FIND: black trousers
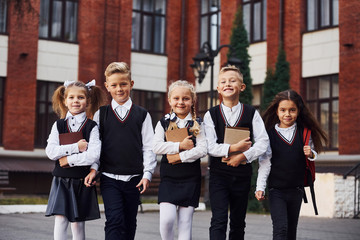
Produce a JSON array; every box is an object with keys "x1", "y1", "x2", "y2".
[
  {"x1": 269, "y1": 187, "x2": 304, "y2": 240},
  {"x1": 209, "y1": 172, "x2": 251, "y2": 240},
  {"x1": 100, "y1": 175, "x2": 141, "y2": 240}
]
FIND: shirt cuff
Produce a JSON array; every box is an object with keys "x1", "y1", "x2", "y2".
[
  {"x1": 91, "y1": 163, "x2": 99, "y2": 171},
  {"x1": 223, "y1": 144, "x2": 231, "y2": 158},
  {"x1": 66, "y1": 155, "x2": 76, "y2": 167},
  {"x1": 308, "y1": 149, "x2": 317, "y2": 161},
  {"x1": 175, "y1": 142, "x2": 180, "y2": 153},
  {"x1": 143, "y1": 171, "x2": 152, "y2": 182}
]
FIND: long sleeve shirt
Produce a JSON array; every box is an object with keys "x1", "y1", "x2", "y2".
[
  {"x1": 45, "y1": 111, "x2": 101, "y2": 170},
  {"x1": 93, "y1": 98, "x2": 157, "y2": 182},
  {"x1": 152, "y1": 113, "x2": 207, "y2": 162},
  {"x1": 256, "y1": 122, "x2": 317, "y2": 192},
  {"x1": 203, "y1": 102, "x2": 269, "y2": 163}
]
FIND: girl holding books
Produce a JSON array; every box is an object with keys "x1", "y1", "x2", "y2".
[
  {"x1": 256, "y1": 89, "x2": 327, "y2": 240},
  {"x1": 45, "y1": 80, "x2": 106, "y2": 240},
  {"x1": 152, "y1": 80, "x2": 207, "y2": 240}
]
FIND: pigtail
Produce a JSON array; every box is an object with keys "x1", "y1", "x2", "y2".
[
  {"x1": 167, "y1": 109, "x2": 179, "y2": 131},
  {"x1": 189, "y1": 105, "x2": 200, "y2": 137},
  {"x1": 52, "y1": 85, "x2": 67, "y2": 118},
  {"x1": 87, "y1": 86, "x2": 108, "y2": 119}
]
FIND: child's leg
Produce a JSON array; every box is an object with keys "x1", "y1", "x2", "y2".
[
  {"x1": 177, "y1": 206, "x2": 195, "y2": 240},
  {"x1": 286, "y1": 188, "x2": 303, "y2": 240},
  {"x1": 70, "y1": 221, "x2": 85, "y2": 240},
  {"x1": 269, "y1": 188, "x2": 288, "y2": 240},
  {"x1": 159, "y1": 202, "x2": 177, "y2": 240},
  {"x1": 209, "y1": 173, "x2": 231, "y2": 240},
  {"x1": 228, "y1": 175, "x2": 251, "y2": 240},
  {"x1": 123, "y1": 176, "x2": 141, "y2": 240},
  {"x1": 54, "y1": 215, "x2": 69, "y2": 240}
]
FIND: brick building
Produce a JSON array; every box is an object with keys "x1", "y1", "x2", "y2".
[{"x1": 0, "y1": 0, "x2": 359, "y2": 199}]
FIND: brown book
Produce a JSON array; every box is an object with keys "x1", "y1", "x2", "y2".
[
  {"x1": 165, "y1": 128, "x2": 189, "y2": 142},
  {"x1": 224, "y1": 127, "x2": 250, "y2": 144},
  {"x1": 59, "y1": 132, "x2": 83, "y2": 145}
]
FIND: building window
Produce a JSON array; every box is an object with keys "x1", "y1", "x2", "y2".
[
  {"x1": 131, "y1": 90, "x2": 165, "y2": 127},
  {"x1": 200, "y1": 0, "x2": 221, "y2": 50},
  {"x1": 132, "y1": 0, "x2": 166, "y2": 54},
  {"x1": 243, "y1": 0, "x2": 267, "y2": 43},
  {"x1": 39, "y1": 0, "x2": 78, "y2": 42},
  {"x1": 306, "y1": 0, "x2": 338, "y2": 31},
  {"x1": 0, "y1": 78, "x2": 4, "y2": 145},
  {"x1": 35, "y1": 81, "x2": 61, "y2": 148},
  {"x1": 305, "y1": 75, "x2": 338, "y2": 150},
  {"x1": 0, "y1": 0, "x2": 7, "y2": 33}
]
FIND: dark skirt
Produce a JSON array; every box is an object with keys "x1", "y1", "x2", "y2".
[
  {"x1": 158, "y1": 179, "x2": 201, "y2": 208},
  {"x1": 45, "y1": 176, "x2": 100, "y2": 222}
]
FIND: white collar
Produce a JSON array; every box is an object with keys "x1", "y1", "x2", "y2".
[
  {"x1": 221, "y1": 102, "x2": 241, "y2": 112},
  {"x1": 176, "y1": 113, "x2": 193, "y2": 122},
  {"x1": 275, "y1": 122, "x2": 297, "y2": 132},
  {"x1": 65, "y1": 111, "x2": 87, "y2": 122},
  {"x1": 111, "y1": 98, "x2": 132, "y2": 111}
]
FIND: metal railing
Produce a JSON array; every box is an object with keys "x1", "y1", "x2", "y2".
[{"x1": 343, "y1": 162, "x2": 360, "y2": 218}]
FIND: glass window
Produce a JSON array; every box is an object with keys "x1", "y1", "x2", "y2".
[
  {"x1": 305, "y1": 74, "x2": 339, "y2": 150},
  {"x1": 131, "y1": 90, "x2": 165, "y2": 127},
  {"x1": 39, "y1": 0, "x2": 78, "y2": 42},
  {"x1": 0, "y1": 78, "x2": 4, "y2": 145},
  {"x1": 242, "y1": 0, "x2": 267, "y2": 43},
  {"x1": 132, "y1": 0, "x2": 166, "y2": 54},
  {"x1": 306, "y1": 0, "x2": 338, "y2": 31},
  {"x1": 0, "y1": 0, "x2": 7, "y2": 33},
  {"x1": 35, "y1": 81, "x2": 62, "y2": 148},
  {"x1": 200, "y1": 0, "x2": 221, "y2": 50}
]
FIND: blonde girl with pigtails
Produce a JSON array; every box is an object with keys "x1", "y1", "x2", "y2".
[
  {"x1": 45, "y1": 80, "x2": 106, "y2": 240},
  {"x1": 153, "y1": 80, "x2": 207, "y2": 240}
]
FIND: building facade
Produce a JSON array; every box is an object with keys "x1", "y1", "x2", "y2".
[{"x1": 0, "y1": 0, "x2": 359, "y2": 197}]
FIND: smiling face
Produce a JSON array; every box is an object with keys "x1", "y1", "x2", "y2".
[
  {"x1": 104, "y1": 73, "x2": 134, "y2": 105},
  {"x1": 64, "y1": 86, "x2": 87, "y2": 115},
  {"x1": 217, "y1": 70, "x2": 246, "y2": 100},
  {"x1": 168, "y1": 86, "x2": 193, "y2": 119},
  {"x1": 277, "y1": 100, "x2": 299, "y2": 128}
]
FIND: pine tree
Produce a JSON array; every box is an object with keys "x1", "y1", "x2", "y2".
[{"x1": 228, "y1": 6, "x2": 253, "y2": 105}]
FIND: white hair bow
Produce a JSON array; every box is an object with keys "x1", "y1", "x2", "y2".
[
  {"x1": 63, "y1": 80, "x2": 76, "y2": 88},
  {"x1": 85, "y1": 79, "x2": 96, "y2": 90}
]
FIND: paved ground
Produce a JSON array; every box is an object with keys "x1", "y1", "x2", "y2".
[{"x1": 0, "y1": 210, "x2": 359, "y2": 240}]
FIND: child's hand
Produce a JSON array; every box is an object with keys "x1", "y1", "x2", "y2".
[
  {"x1": 136, "y1": 178, "x2": 150, "y2": 194},
  {"x1": 179, "y1": 136, "x2": 194, "y2": 151},
  {"x1": 77, "y1": 139, "x2": 88, "y2": 152},
  {"x1": 303, "y1": 145, "x2": 312, "y2": 157},
  {"x1": 231, "y1": 137, "x2": 252, "y2": 153},
  {"x1": 224, "y1": 153, "x2": 247, "y2": 167},
  {"x1": 167, "y1": 154, "x2": 182, "y2": 165},
  {"x1": 255, "y1": 191, "x2": 265, "y2": 201},
  {"x1": 84, "y1": 169, "x2": 97, "y2": 187},
  {"x1": 59, "y1": 156, "x2": 70, "y2": 168}
]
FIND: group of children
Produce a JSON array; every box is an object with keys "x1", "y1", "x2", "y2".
[{"x1": 45, "y1": 62, "x2": 327, "y2": 240}]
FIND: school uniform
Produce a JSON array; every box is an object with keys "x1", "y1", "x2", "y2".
[
  {"x1": 204, "y1": 102, "x2": 269, "y2": 240},
  {"x1": 257, "y1": 123, "x2": 317, "y2": 240},
  {"x1": 45, "y1": 111, "x2": 101, "y2": 222},
  {"x1": 153, "y1": 113, "x2": 207, "y2": 208},
  {"x1": 93, "y1": 98, "x2": 156, "y2": 240}
]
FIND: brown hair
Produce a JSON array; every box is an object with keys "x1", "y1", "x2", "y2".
[
  {"x1": 52, "y1": 81, "x2": 107, "y2": 119},
  {"x1": 262, "y1": 89, "x2": 328, "y2": 152},
  {"x1": 104, "y1": 62, "x2": 131, "y2": 80},
  {"x1": 167, "y1": 80, "x2": 200, "y2": 136}
]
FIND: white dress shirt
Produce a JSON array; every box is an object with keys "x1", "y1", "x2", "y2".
[
  {"x1": 45, "y1": 111, "x2": 101, "y2": 170},
  {"x1": 256, "y1": 122, "x2": 317, "y2": 192},
  {"x1": 93, "y1": 98, "x2": 156, "y2": 182},
  {"x1": 152, "y1": 113, "x2": 207, "y2": 162},
  {"x1": 203, "y1": 102, "x2": 269, "y2": 163}
]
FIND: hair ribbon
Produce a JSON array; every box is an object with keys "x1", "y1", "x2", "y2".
[{"x1": 85, "y1": 79, "x2": 96, "y2": 90}]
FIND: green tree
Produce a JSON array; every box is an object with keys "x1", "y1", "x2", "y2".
[{"x1": 228, "y1": 6, "x2": 253, "y2": 105}]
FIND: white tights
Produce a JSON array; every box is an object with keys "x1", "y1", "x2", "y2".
[
  {"x1": 159, "y1": 202, "x2": 195, "y2": 240},
  {"x1": 54, "y1": 215, "x2": 85, "y2": 240}
]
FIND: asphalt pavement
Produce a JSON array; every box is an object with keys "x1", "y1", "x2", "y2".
[{"x1": 0, "y1": 210, "x2": 359, "y2": 240}]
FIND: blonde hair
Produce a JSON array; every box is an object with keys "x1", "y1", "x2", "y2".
[
  {"x1": 52, "y1": 81, "x2": 107, "y2": 119},
  {"x1": 104, "y1": 62, "x2": 131, "y2": 80},
  {"x1": 219, "y1": 65, "x2": 244, "y2": 83},
  {"x1": 167, "y1": 80, "x2": 200, "y2": 136}
]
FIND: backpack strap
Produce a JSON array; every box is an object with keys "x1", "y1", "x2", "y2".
[{"x1": 303, "y1": 127, "x2": 318, "y2": 215}]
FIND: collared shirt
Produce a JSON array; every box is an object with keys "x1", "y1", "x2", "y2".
[
  {"x1": 203, "y1": 102, "x2": 269, "y2": 162},
  {"x1": 256, "y1": 122, "x2": 317, "y2": 192},
  {"x1": 45, "y1": 111, "x2": 101, "y2": 170},
  {"x1": 152, "y1": 113, "x2": 207, "y2": 162},
  {"x1": 93, "y1": 98, "x2": 156, "y2": 182}
]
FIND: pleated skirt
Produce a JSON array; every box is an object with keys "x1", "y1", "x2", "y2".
[{"x1": 45, "y1": 176, "x2": 100, "y2": 222}]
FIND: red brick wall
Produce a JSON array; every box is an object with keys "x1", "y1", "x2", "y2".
[
  {"x1": 338, "y1": 0, "x2": 360, "y2": 154},
  {"x1": 3, "y1": 0, "x2": 40, "y2": 150},
  {"x1": 267, "y1": 0, "x2": 280, "y2": 69}
]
